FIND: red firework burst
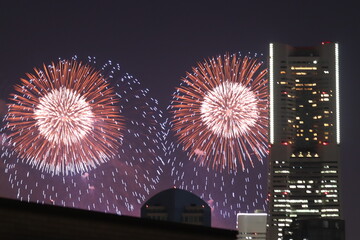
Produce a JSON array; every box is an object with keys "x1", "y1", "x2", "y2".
[
  {"x1": 6, "y1": 60, "x2": 123, "y2": 175},
  {"x1": 171, "y1": 54, "x2": 268, "y2": 171}
]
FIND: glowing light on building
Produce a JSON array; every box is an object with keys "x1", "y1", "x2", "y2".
[
  {"x1": 269, "y1": 43, "x2": 274, "y2": 144},
  {"x1": 335, "y1": 43, "x2": 340, "y2": 144}
]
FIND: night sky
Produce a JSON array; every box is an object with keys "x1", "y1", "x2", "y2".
[{"x1": 0, "y1": 1, "x2": 359, "y2": 239}]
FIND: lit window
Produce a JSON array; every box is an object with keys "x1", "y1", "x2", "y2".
[{"x1": 291, "y1": 66, "x2": 317, "y2": 70}]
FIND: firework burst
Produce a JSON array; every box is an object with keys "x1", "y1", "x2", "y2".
[
  {"x1": 171, "y1": 53, "x2": 268, "y2": 171},
  {"x1": 5, "y1": 60, "x2": 123, "y2": 175},
  {"x1": 1, "y1": 58, "x2": 167, "y2": 216}
]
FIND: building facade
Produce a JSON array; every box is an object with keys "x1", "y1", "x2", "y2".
[
  {"x1": 283, "y1": 219, "x2": 345, "y2": 240},
  {"x1": 267, "y1": 42, "x2": 342, "y2": 240},
  {"x1": 237, "y1": 212, "x2": 267, "y2": 240}
]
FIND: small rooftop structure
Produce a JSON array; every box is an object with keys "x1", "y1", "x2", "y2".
[
  {"x1": 237, "y1": 211, "x2": 267, "y2": 240},
  {"x1": 141, "y1": 188, "x2": 211, "y2": 227}
]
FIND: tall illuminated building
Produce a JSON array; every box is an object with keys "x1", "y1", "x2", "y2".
[{"x1": 266, "y1": 42, "x2": 342, "y2": 240}]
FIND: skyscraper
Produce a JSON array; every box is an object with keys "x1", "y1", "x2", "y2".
[{"x1": 266, "y1": 42, "x2": 342, "y2": 240}]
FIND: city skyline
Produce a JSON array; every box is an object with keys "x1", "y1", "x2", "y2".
[{"x1": 0, "y1": 1, "x2": 359, "y2": 240}]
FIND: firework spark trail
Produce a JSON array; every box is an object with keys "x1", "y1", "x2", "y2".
[
  {"x1": 1, "y1": 58, "x2": 167, "y2": 216},
  {"x1": 5, "y1": 60, "x2": 123, "y2": 175},
  {"x1": 171, "y1": 53, "x2": 268, "y2": 171},
  {"x1": 167, "y1": 53, "x2": 269, "y2": 228},
  {"x1": 167, "y1": 137, "x2": 268, "y2": 229}
]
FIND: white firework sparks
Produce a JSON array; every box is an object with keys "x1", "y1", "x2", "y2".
[
  {"x1": 200, "y1": 81, "x2": 259, "y2": 139},
  {"x1": 1, "y1": 58, "x2": 167, "y2": 218},
  {"x1": 34, "y1": 87, "x2": 95, "y2": 146}
]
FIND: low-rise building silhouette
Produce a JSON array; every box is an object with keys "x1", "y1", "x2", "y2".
[{"x1": 0, "y1": 197, "x2": 236, "y2": 240}]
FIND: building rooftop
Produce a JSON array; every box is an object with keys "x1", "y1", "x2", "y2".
[{"x1": 0, "y1": 197, "x2": 236, "y2": 240}]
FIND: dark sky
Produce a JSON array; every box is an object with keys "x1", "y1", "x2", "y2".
[{"x1": 1, "y1": 0, "x2": 359, "y2": 239}]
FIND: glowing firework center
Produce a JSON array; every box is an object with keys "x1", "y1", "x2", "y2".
[
  {"x1": 200, "y1": 81, "x2": 259, "y2": 139},
  {"x1": 34, "y1": 87, "x2": 94, "y2": 145}
]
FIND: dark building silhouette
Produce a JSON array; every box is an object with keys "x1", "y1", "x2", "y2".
[
  {"x1": 283, "y1": 219, "x2": 345, "y2": 240},
  {"x1": 141, "y1": 188, "x2": 211, "y2": 226},
  {"x1": 0, "y1": 197, "x2": 236, "y2": 240}
]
